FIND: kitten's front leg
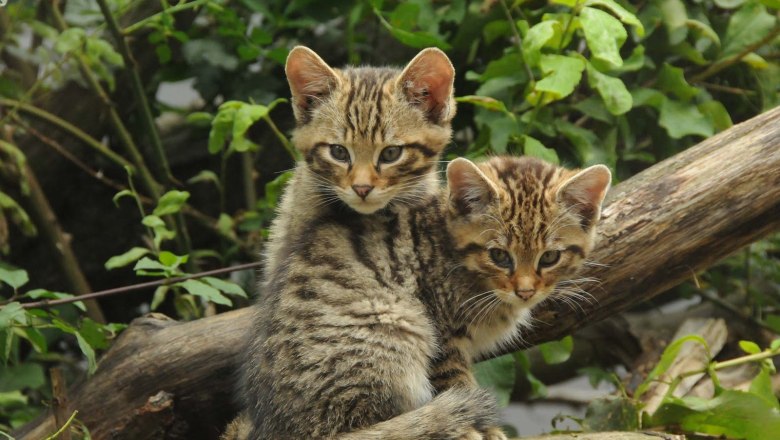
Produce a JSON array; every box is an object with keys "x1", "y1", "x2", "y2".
[{"x1": 430, "y1": 336, "x2": 508, "y2": 440}]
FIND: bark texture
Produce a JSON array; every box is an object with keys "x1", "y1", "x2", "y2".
[{"x1": 14, "y1": 106, "x2": 780, "y2": 439}]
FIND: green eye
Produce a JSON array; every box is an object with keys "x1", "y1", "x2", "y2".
[
  {"x1": 379, "y1": 146, "x2": 402, "y2": 163},
  {"x1": 538, "y1": 250, "x2": 561, "y2": 268},
  {"x1": 489, "y1": 248, "x2": 512, "y2": 269},
  {"x1": 330, "y1": 144, "x2": 350, "y2": 162}
]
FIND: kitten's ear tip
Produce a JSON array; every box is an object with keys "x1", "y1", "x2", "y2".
[{"x1": 446, "y1": 157, "x2": 477, "y2": 178}]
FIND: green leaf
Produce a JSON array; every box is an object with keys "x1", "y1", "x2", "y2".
[
  {"x1": 586, "y1": 63, "x2": 632, "y2": 115},
  {"x1": 523, "y1": 21, "x2": 559, "y2": 67},
  {"x1": 651, "y1": 390, "x2": 780, "y2": 439},
  {"x1": 79, "y1": 318, "x2": 108, "y2": 350},
  {"x1": 54, "y1": 28, "x2": 86, "y2": 53},
  {"x1": 19, "y1": 326, "x2": 47, "y2": 354},
  {"x1": 686, "y1": 19, "x2": 721, "y2": 47},
  {"x1": 523, "y1": 136, "x2": 559, "y2": 165},
  {"x1": 636, "y1": 334, "x2": 709, "y2": 399},
  {"x1": 85, "y1": 37, "x2": 124, "y2": 67},
  {"x1": 141, "y1": 215, "x2": 165, "y2": 228},
  {"x1": 177, "y1": 279, "x2": 232, "y2": 306},
  {"x1": 657, "y1": 63, "x2": 699, "y2": 101},
  {"x1": 515, "y1": 351, "x2": 547, "y2": 398},
  {"x1": 151, "y1": 285, "x2": 169, "y2": 310},
  {"x1": 202, "y1": 277, "x2": 248, "y2": 298},
  {"x1": 105, "y1": 247, "x2": 150, "y2": 270},
  {"x1": 230, "y1": 104, "x2": 271, "y2": 153},
  {"x1": 209, "y1": 105, "x2": 237, "y2": 154},
  {"x1": 583, "y1": 396, "x2": 639, "y2": 431},
  {"x1": 631, "y1": 88, "x2": 666, "y2": 109},
  {"x1": 538, "y1": 335, "x2": 574, "y2": 364},
  {"x1": 25, "y1": 289, "x2": 86, "y2": 312},
  {"x1": 771, "y1": 339, "x2": 780, "y2": 351},
  {"x1": 389, "y1": 2, "x2": 419, "y2": 30},
  {"x1": 0, "y1": 363, "x2": 45, "y2": 393},
  {"x1": 0, "y1": 302, "x2": 27, "y2": 330},
  {"x1": 580, "y1": 7, "x2": 626, "y2": 69},
  {"x1": 0, "y1": 191, "x2": 36, "y2": 237},
  {"x1": 739, "y1": 340, "x2": 761, "y2": 354},
  {"x1": 659, "y1": 99, "x2": 714, "y2": 139},
  {"x1": 158, "y1": 251, "x2": 188, "y2": 269},
  {"x1": 375, "y1": 8, "x2": 451, "y2": 50},
  {"x1": 585, "y1": 0, "x2": 645, "y2": 36},
  {"x1": 0, "y1": 263, "x2": 28, "y2": 290},
  {"x1": 187, "y1": 170, "x2": 220, "y2": 186},
  {"x1": 473, "y1": 353, "x2": 516, "y2": 407},
  {"x1": 112, "y1": 189, "x2": 137, "y2": 207},
  {"x1": 75, "y1": 331, "x2": 97, "y2": 375},
  {"x1": 532, "y1": 54, "x2": 585, "y2": 102},
  {"x1": 153, "y1": 190, "x2": 190, "y2": 216},
  {"x1": 721, "y1": 2, "x2": 776, "y2": 59},
  {"x1": 750, "y1": 365, "x2": 780, "y2": 410},
  {"x1": 133, "y1": 257, "x2": 170, "y2": 273},
  {"x1": 455, "y1": 95, "x2": 510, "y2": 113},
  {"x1": 659, "y1": 0, "x2": 688, "y2": 45}
]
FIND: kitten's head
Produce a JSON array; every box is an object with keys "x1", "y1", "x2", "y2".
[
  {"x1": 446, "y1": 156, "x2": 611, "y2": 310},
  {"x1": 285, "y1": 46, "x2": 456, "y2": 214}
]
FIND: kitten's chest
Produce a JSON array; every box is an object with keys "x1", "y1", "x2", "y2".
[{"x1": 466, "y1": 306, "x2": 532, "y2": 359}]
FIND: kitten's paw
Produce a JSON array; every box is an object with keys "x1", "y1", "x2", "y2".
[
  {"x1": 458, "y1": 428, "x2": 484, "y2": 440},
  {"x1": 483, "y1": 426, "x2": 508, "y2": 440}
]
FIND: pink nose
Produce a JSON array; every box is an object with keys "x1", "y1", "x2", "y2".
[
  {"x1": 515, "y1": 289, "x2": 535, "y2": 300},
  {"x1": 352, "y1": 185, "x2": 374, "y2": 199}
]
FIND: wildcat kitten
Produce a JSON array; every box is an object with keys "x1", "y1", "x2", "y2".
[
  {"x1": 425, "y1": 156, "x2": 611, "y2": 392},
  {"x1": 230, "y1": 47, "x2": 505, "y2": 439}
]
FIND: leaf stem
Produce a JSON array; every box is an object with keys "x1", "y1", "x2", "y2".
[
  {"x1": 263, "y1": 115, "x2": 297, "y2": 160},
  {"x1": 499, "y1": 0, "x2": 535, "y2": 83},
  {"x1": 691, "y1": 24, "x2": 780, "y2": 83},
  {"x1": 122, "y1": 0, "x2": 212, "y2": 35}
]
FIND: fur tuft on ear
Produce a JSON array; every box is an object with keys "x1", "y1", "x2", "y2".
[
  {"x1": 285, "y1": 46, "x2": 340, "y2": 124},
  {"x1": 556, "y1": 165, "x2": 611, "y2": 229},
  {"x1": 396, "y1": 48, "x2": 456, "y2": 124},
  {"x1": 447, "y1": 158, "x2": 498, "y2": 216}
]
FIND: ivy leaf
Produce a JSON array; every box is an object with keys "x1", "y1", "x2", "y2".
[
  {"x1": 523, "y1": 21, "x2": 559, "y2": 67},
  {"x1": 177, "y1": 279, "x2": 232, "y2": 306},
  {"x1": 586, "y1": 63, "x2": 632, "y2": 115},
  {"x1": 523, "y1": 136, "x2": 559, "y2": 165},
  {"x1": 532, "y1": 54, "x2": 585, "y2": 102},
  {"x1": 105, "y1": 247, "x2": 151, "y2": 270},
  {"x1": 585, "y1": 0, "x2": 645, "y2": 36},
  {"x1": 721, "y1": 2, "x2": 776, "y2": 59},
  {"x1": 659, "y1": 99, "x2": 714, "y2": 139},
  {"x1": 153, "y1": 190, "x2": 190, "y2": 217},
  {"x1": 580, "y1": 7, "x2": 626, "y2": 69},
  {"x1": 657, "y1": 63, "x2": 700, "y2": 101},
  {"x1": 659, "y1": 0, "x2": 689, "y2": 45},
  {"x1": 0, "y1": 302, "x2": 27, "y2": 329},
  {"x1": 473, "y1": 353, "x2": 516, "y2": 407}
]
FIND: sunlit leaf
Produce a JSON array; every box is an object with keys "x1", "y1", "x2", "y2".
[
  {"x1": 105, "y1": 247, "x2": 150, "y2": 270},
  {"x1": 523, "y1": 136, "x2": 559, "y2": 165},
  {"x1": 153, "y1": 190, "x2": 190, "y2": 217},
  {"x1": 177, "y1": 279, "x2": 232, "y2": 306},
  {"x1": 533, "y1": 54, "x2": 585, "y2": 101},
  {"x1": 523, "y1": 21, "x2": 559, "y2": 67},
  {"x1": 202, "y1": 277, "x2": 248, "y2": 298},
  {"x1": 659, "y1": 99, "x2": 714, "y2": 139},
  {"x1": 580, "y1": 7, "x2": 626, "y2": 68},
  {"x1": 721, "y1": 2, "x2": 776, "y2": 59},
  {"x1": 586, "y1": 63, "x2": 632, "y2": 115},
  {"x1": 538, "y1": 335, "x2": 574, "y2": 364},
  {"x1": 0, "y1": 263, "x2": 28, "y2": 290}
]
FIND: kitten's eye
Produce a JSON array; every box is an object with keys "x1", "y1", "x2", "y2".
[
  {"x1": 538, "y1": 250, "x2": 561, "y2": 268},
  {"x1": 489, "y1": 248, "x2": 512, "y2": 269},
  {"x1": 379, "y1": 146, "x2": 402, "y2": 164},
  {"x1": 329, "y1": 144, "x2": 350, "y2": 163}
]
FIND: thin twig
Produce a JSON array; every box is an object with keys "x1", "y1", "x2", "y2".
[
  {"x1": 49, "y1": 368, "x2": 72, "y2": 440},
  {"x1": 691, "y1": 24, "x2": 780, "y2": 82},
  {"x1": 263, "y1": 116, "x2": 297, "y2": 160},
  {"x1": 499, "y1": 0, "x2": 535, "y2": 84},
  {"x1": 122, "y1": 0, "x2": 212, "y2": 35},
  {"x1": 17, "y1": 261, "x2": 263, "y2": 309},
  {"x1": 96, "y1": 0, "x2": 173, "y2": 185}
]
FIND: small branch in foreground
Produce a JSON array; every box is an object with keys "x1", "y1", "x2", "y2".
[{"x1": 16, "y1": 261, "x2": 263, "y2": 309}]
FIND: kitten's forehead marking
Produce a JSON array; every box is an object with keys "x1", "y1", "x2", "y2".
[{"x1": 339, "y1": 67, "x2": 397, "y2": 146}]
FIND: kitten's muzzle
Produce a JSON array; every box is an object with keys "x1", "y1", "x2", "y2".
[
  {"x1": 352, "y1": 184, "x2": 374, "y2": 199},
  {"x1": 515, "y1": 288, "x2": 535, "y2": 300}
]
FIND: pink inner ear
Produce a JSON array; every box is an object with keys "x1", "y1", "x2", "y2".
[
  {"x1": 285, "y1": 48, "x2": 337, "y2": 112},
  {"x1": 399, "y1": 49, "x2": 454, "y2": 120}
]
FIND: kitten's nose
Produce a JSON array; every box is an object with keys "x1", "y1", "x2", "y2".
[
  {"x1": 515, "y1": 289, "x2": 535, "y2": 300},
  {"x1": 352, "y1": 185, "x2": 374, "y2": 200}
]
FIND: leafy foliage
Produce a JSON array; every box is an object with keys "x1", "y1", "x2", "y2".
[{"x1": 0, "y1": 0, "x2": 778, "y2": 437}]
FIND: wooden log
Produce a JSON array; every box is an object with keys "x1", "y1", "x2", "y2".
[
  {"x1": 14, "y1": 107, "x2": 780, "y2": 439},
  {"x1": 515, "y1": 433, "x2": 685, "y2": 440}
]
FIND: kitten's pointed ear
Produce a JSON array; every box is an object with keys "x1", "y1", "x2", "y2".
[
  {"x1": 396, "y1": 48, "x2": 456, "y2": 124},
  {"x1": 285, "y1": 46, "x2": 340, "y2": 124},
  {"x1": 556, "y1": 165, "x2": 612, "y2": 229},
  {"x1": 447, "y1": 158, "x2": 498, "y2": 216}
]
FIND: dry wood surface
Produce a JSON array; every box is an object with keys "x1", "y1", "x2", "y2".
[{"x1": 14, "y1": 106, "x2": 780, "y2": 439}]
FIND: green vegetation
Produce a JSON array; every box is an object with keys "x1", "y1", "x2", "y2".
[{"x1": 0, "y1": 0, "x2": 778, "y2": 438}]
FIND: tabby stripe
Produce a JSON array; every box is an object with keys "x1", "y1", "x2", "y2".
[
  {"x1": 404, "y1": 142, "x2": 437, "y2": 158},
  {"x1": 384, "y1": 215, "x2": 403, "y2": 283},
  {"x1": 566, "y1": 245, "x2": 585, "y2": 258},
  {"x1": 456, "y1": 242, "x2": 483, "y2": 256},
  {"x1": 347, "y1": 226, "x2": 391, "y2": 289}
]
